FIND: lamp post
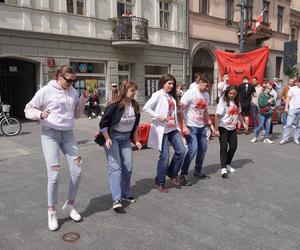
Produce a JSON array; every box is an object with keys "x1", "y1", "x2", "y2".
[{"x1": 237, "y1": 0, "x2": 247, "y2": 53}]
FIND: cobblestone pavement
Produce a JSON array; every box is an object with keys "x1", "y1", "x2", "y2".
[{"x1": 0, "y1": 114, "x2": 300, "y2": 250}]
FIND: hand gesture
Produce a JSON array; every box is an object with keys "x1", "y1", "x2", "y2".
[
  {"x1": 135, "y1": 141, "x2": 142, "y2": 150},
  {"x1": 214, "y1": 130, "x2": 220, "y2": 137},
  {"x1": 105, "y1": 139, "x2": 112, "y2": 149},
  {"x1": 41, "y1": 110, "x2": 50, "y2": 119},
  {"x1": 182, "y1": 126, "x2": 190, "y2": 135}
]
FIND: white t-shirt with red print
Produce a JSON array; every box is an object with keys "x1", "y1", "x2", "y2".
[
  {"x1": 164, "y1": 95, "x2": 177, "y2": 133},
  {"x1": 180, "y1": 88, "x2": 210, "y2": 128},
  {"x1": 216, "y1": 99, "x2": 240, "y2": 131}
]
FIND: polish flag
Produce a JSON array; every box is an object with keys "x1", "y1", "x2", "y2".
[{"x1": 253, "y1": 7, "x2": 267, "y2": 33}]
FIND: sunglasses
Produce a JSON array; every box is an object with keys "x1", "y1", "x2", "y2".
[{"x1": 61, "y1": 75, "x2": 77, "y2": 83}]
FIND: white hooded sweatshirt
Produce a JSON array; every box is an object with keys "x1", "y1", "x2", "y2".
[{"x1": 24, "y1": 80, "x2": 87, "y2": 130}]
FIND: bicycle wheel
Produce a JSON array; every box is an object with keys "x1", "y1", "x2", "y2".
[{"x1": 1, "y1": 117, "x2": 21, "y2": 136}]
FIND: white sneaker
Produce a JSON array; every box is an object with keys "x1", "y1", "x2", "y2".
[
  {"x1": 48, "y1": 211, "x2": 58, "y2": 231},
  {"x1": 262, "y1": 130, "x2": 265, "y2": 136},
  {"x1": 221, "y1": 168, "x2": 228, "y2": 178},
  {"x1": 294, "y1": 139, "x2": 300, "y2": 145},
  {"x1": 251, "y1": 137, "x2": 257, "y2": 143},
  {"x1": 226, "y1": 165, "x2": 236, "y2": 173},
  {"x1": 279, "y1": 139, "x2": 288, "y2": 145},
  {"x1": 97, "y1": 115, "x2": 102, "y2": 119},
  {"x1": 263, "y1": 138, "x2": 274, "y2": 144},
  {"x1": 62, "y1": 201, "x2": 81, "y2": 222},
  {"x1": 88, "y1": 116, "x2": 92, "y2": 120}
]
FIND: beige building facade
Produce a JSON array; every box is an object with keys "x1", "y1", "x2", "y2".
[{"x1": 189, "y1": 0, "x2": 292, "y2": 102}]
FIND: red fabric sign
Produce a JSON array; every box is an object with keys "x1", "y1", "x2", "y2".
[{"x1": 215, "y1": 47, "x2": 269, "y2": 85}]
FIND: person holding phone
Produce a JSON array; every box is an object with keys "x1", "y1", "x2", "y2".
[{"x1": 24, "y1": 65, "x2": 88, "y2": 231}]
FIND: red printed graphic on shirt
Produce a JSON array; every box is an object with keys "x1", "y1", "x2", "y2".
[
  {"x1": 190, "y1": 98, "x2": 207, "y2": 123},
  {"x1": 226, "y1": 104, "x2": 239, "y2": 126},
  {"x1": 167, "y1": 98, "x2": 176, "y2": 128}
]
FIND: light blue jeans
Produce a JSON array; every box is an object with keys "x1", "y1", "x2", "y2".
[
  {"x1": 255, "y1": 113, "x2": 272, "y2": 139},
  {"x1": 41, "y1": 127, "x2": 82, "y2": 207},
  {"x1": 282, "y1": 108, "x2": 300, "y2": 141},
  {"x1": 104, "y1": 131, "x2": 133, "y2": 202},
  {"x1": 181, "y1": 126, "x2": 207, "y2": 176}
]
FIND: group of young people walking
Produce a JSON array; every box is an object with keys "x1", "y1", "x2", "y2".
[{"x1": 26, "y1": 65, "x2": 296, "y2": 231}]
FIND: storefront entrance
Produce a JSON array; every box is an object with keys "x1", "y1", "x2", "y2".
[{"x1": 0, "y1": 58, "x2": 36, "y2": 118}]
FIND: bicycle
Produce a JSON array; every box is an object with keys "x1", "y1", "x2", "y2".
[{"x1": 0, "y1": 104, "x2": 22, "y2": 136}]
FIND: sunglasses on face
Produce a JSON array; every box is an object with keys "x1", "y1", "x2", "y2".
[{"x1": 61, "y1": 75, "x2": 77, "y2": 83}]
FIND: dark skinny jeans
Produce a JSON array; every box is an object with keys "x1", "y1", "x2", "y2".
[{"x1": 219, "y1": 127, "x2": 237, "y2": 169}]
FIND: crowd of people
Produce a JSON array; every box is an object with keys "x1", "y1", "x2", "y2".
[{"x1": 24, "y1": 65, "x2": 300, "y2": 231}]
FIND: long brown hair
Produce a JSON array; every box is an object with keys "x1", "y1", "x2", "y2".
[
  {"x1": 110, "y1": 79, "x2": 139, "y2": 113},
  {"x1": 54, "y1": 65, "x2": 75, "y2": 80},
  {"x1": 223, "y1": 85, "x2": 240, "y2": 107},
  {"x1": 158, "y1": 74, "x2": 178, "y2": 104}
]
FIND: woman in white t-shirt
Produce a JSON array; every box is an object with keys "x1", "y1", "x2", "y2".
[
  {"x1": 215, "y1": 85, "x2": 248, "y2": 178},
  {"x1": 99, "y1": 80, "x2": 142, "y2": 213},
  {"x1": 143, "y1": 74, "x2": 186, "y2": 193}
]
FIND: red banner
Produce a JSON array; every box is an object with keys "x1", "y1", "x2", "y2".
[{"x1": 215, "y1": 47, "x2": 269, "y2": 85}]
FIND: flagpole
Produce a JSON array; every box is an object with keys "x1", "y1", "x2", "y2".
[{"x1": 238, "y1": 0, "x2": 246, "y2": 53}]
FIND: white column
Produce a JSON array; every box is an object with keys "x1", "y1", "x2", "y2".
[
  {"x1": 59, "y1": 0, "x2": 67, "y2": 13},
  {"x1": 135, "y1": 0, "x2": 141, "y2": 17},
  {"x1": 171, "y1": 2, "x2": 178, "y2": 31},
  {"x1": 111, "y1": 0, "x2": 117, "y2": 17},
  {"x1": 41, "y1": 0, "x2": 50, "y2": 10},
  {"x1": 19, "y1": 0, "x2": 31, "y2": 7},
  {"x1": 87, "y1": 0, "x2": 96, "y2": 17},
  {"x1": 58, "y1": 0, "x2": 68, "y2": 34}
]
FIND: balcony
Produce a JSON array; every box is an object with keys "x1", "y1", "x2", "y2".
[
  {"x1": 111, "y1": 16, "x2": 149, "y2": 47},
  {"x1": 238, "y1": 19, "x2": 272, "y2": 45}
]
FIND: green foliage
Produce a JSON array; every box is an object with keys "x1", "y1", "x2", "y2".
[{"x1": 284, "y1": 65, "x2": 299, "y2": 78}]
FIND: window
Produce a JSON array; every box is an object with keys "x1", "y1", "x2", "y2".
[
  {"x1": 118, "y1": 63, "x2": 130, "y2": 83},
  {"x1": 0, "y1": 0, "x2": 18, "y2": 4},
  {"x1": 225, "y1": 0, "x2": 234, "y2": 24},
  {"x1": 117, "y1": 0, "x2": 134, "y2": 17},
  {"x1": 67, "y1": 0, "x2": 85, "y2": 15},
  {"x1": 145, "y1": 65, "x2": 168, "y2": 98},
  {"x1": 245, "y1": 0, "x2": 252, "y2": 21},
  {"x1": 276, "y1": 57, "x2": 282, "y2": 78},
  {"x1": 70, "y1": 62, "x2": 106, "y2": 103},
  {"x1": 263, "y1": 1, "x2": 270, "y2": 23},
  {"x1": 160, "y1": 1, "x2": 170, "y2": 29},
  {"x1": 277, "y1": 6, "x2": 284, "y2": 32},
  {"x1": 291, "y1": 28, "x2": 297, "y2": 41},
  {"x1": 199, "y1": 0, "x2": 209, "y2": 14}
]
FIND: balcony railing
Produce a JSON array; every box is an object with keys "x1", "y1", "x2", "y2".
[{"x1": 111, "y1": 16, "x2": 149, "y2": 46}]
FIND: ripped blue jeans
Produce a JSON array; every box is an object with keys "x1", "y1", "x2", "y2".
[{"x1": 41, "y1": 127, "x2": 82, "y2": 207}]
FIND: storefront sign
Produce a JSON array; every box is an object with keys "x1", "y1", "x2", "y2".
[{"x1": 47, "y1": 58, "x2": 56, "y2": 68}]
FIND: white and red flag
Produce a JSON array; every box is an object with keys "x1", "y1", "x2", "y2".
[{"x1": 253, "y1": 7, "x2": 267, "y2": 33}]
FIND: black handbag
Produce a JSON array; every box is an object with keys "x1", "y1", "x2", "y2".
[{"x1": 94, "y1": 132, "x2": 105, "y2": 147}]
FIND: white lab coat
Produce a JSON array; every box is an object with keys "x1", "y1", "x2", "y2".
[{"x1": 143, "y1": 89, "x2": 181, "y2": 151}]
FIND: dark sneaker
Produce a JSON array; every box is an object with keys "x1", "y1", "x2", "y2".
[
  {"x1": 193, "y1": 171, "x2": 209, "y2": 179},
  {"x1": 180, "y1": 175, "x2": 192, "y2": 186},
  {"x1": 156, "y1": 184, "x2": 169, "y2": 193},
  {"x1": 171, "y1": 176, "x2": 181, "y2": 187},
  {"x1": 112, "y1": 200, "x2": 122, "y2": 209},
  {"x1": 122, "y1": 196, "x2": 137, "y2": 203}
]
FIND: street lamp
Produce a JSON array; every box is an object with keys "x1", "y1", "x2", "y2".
[{"x1": 237, "y1": 0, "x2": 247, "y2": 53}]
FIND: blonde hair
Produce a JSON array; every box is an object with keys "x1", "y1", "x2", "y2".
[{"x1": 54, "y1": 65, "x2": 75, "y2": 80}]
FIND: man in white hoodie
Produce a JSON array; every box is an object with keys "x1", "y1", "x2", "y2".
[{"x1": 24, "y1": 65, "x2": 88, "y2": 231}]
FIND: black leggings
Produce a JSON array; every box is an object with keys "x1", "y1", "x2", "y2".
[{"x1": 219, "y1": 127, "x2": 237, "y2": 169}]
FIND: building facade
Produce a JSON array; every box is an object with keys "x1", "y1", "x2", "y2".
[
  {"x1": 189, "y1": 0, "x2": 292, "y2": 102},
  {"x1": 290, "y1": 1, "x2": 300, "y2": 67},
  {"x1": 0, "y1": 0, "x2": 188, "y2": 118}
]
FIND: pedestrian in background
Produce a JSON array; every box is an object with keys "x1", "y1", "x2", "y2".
[
  {"x1": 238, "y1": 76, "x2": 256, "y2": 134},
  {"x1": 251, "y1": 82, "x2": 276, "y2": 144},
  {"x1": 180, "y1": 74, "x2": 216, "y2": 186},
  {"x1": 214, "y1": 85, "x2": 248, "y2": 178},
  {"x1": 250, "y1": 76, "x2": 263, "y2": 131},
  {"x1": 107, "y1": 83, "x2": 118, "y2": 103},
  {"x1": 24, "y1": 65, "x2": 88, "y2": 231},
  {"x1": 280, "y1": 78, "x2": 295, "y2": 126},
  {"x1": 279, "y1": 77, "x2": 300, "y2": 145},
  {"x1": 99, "y1": 79, "x2": 141, "y2": 213},
  {"x1": 143, "y1": 74, "x2": 185, "y2": 193}
]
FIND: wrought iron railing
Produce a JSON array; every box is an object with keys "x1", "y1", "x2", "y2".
[{"x1": 112, "y1": 16, "x2": 148, "y2": 42}]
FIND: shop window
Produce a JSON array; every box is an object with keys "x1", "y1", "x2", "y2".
[
  {"x1": 0, "y1": 0, "x2": 18, "y2": 4},
  {"x1": 118, "y1": 63, "x2": 130, "y2": 84},
  {"x1": 276, "y1": 57, "x2": 282, "y2": 78},
  {"x1": 71, "y1": 62, "x2": 106, "y2": 104},
  {"x1": 117, "y1": 0, "x2": 134, "y2": 17},
  {"x1": 145, "y1": 65, "x2": 168, "y2": 98},
  {"x1": 160, "y1": 1, "x2": 170, "y2": 29},
  {"x1": 67, "y1": 0, "x2": 85, "y2": 15}
]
